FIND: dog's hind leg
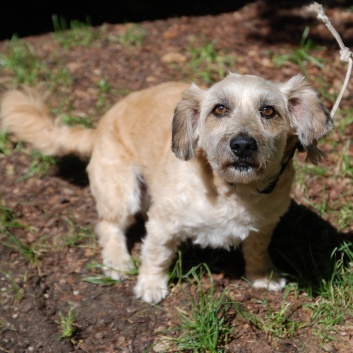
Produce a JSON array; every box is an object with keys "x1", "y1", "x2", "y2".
[
  {"x1": 87, "y1": 144, "x2": 142, "y2": 280},
  {"x1": 242, "y1": 226, "x2": 286, "y2": 291}
]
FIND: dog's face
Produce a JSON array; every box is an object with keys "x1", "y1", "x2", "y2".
[{"x1": 172, "y1": 73, "x2": 333, "y2": 185}]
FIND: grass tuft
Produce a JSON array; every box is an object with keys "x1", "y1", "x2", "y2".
[
  {"x1": 187, "y1": 38, "x2": 234, "y2": 84},
  {"x1": 272, "y1": 26, "x2": 323, "y2": 77},
  {"x1": 0, "y1": 202, "x2": 39, "y2": 265},
  {"x1": 0, "y1": 37, "x2": 47, "y2": 85},
  {"x1": 237, "y1": 286, "x2": 307, "y2": 340},
  {"x1": 17, "y1": 151, "x2": 57, "y2": 181},
  {"x1": 162, "y1": 264, "x2": 233, "y2": 352},
  {"x1": 118, "y1": 24, "x2": 145, "y2": 49},
  {"x1": 0, "y1": 132, "x2": 14, "y2": 155},
  {"x1": 0, "y1": 271, "x2": 27, "y2": 302},
  {"x1": 57, "y1": 306, "x2": 77, "y2": 338},
  {"x1": 52, "y1": 15, "x2": 100, "y2": 49},
  {"x1": 60, "y1": 114, "x2": 93, "y2": 129}
]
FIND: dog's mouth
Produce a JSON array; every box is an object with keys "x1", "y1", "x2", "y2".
[
  {"x1": 230, "y1": 159, "x2": 257, "y2": 172},
  {"x1": 222, "y1": 156, "x2": 258, "y2": 172}
]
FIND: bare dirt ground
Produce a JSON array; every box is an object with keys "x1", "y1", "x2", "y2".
[{"x1": 0, "y1": 1, "x2": 353, "y2": 352}]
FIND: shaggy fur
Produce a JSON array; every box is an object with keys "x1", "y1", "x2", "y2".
[{"x1": 0, "y1": 73, "x2": 333, "y2": 303}]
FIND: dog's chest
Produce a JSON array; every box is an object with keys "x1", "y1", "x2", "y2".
[{"x1": 178, "y1": 193, "x2": 263, "y2": 249}]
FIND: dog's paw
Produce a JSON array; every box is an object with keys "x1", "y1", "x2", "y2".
[
  {"x1": 134, "y1": 274, "x2": 169, "y2": 304},
  {"x1": 103, "y1": 258, "x2": 134, "y2": 281},
  {"x1": 246, "y1": 272, "x2": 286, "y2": 291}
]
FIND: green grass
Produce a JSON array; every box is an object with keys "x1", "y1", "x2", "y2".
[
  {"x1": 3, "y1": 233, "x2": 40, "y2": 265},
  {"x1": 0, "y1": 202, "x2": 39, "y2": 265},
  {"x1": 118, "y1": 24, "x2": 145, "y2": 49},
  {"x1": 335, "y1": 108, "x2": 353, "y2": 136},
  {"x1": 335, "y1": 204, "x2": 353, "y2": 232},
  {"x1": 95, "y1": 78, "x2": 112, "y2": 112},
  {"x1": 272, "y1": 26, "x2": 323, "y2": 77},
  {"x1": 0, "y1": 271, "x2": 27, "y2": 302},
  {"x1": 168, "y1": 250, "x2": 190, "y2": 285},
  {"x1": 335, "y1": 139, "x2": 353, "y2": 178},
  {"x1": 315, "y1": 76, "x2": 338, "y2": 106},
  {"x1": 0, "y1": 36, "x2": 73, "y2": 88},
  {"x1": 64, "y1": 229, "x2": 92, "y2": 248},
  {"x1": 57, "y1": 306, "x2": 77, "y2": 338},
  {"x1": 52, "y1": 15, "x2": 101, "y2": 49},
  {"x1": 162, "y1": 264, "x2": 233, "y2": 352},
  {"x1": 187, "y1": 38, "x2": 234, "y2": 84},
  {"x1": 238, "y1": 286, "x2": 307, "y2": 340},
  {"x1": 276, "y1": 240, "x2": 353, "y2": 341},
  {"x1": 162, "y1": 240, "x2": 353, "y2": 350},
  {"x1": 60, "y1": 114, "x2": 93, "y2": 129},
  {"x1": 306, "y1": 242, "x2": 353, "y2": 344},
  {"x1": 54, "y1": 78, "x2": 113, "y2": 125},
  {"x1": 0, "y1": 132, "x2": 13, "y2": 155},
  {"x1": 0, "y1": 37, "x2": 48, "y2": 85},
  {"x1": 234, "y1": 242, "x2": 353, "y2": 348},
  {"x1": 17, "y1": 151, "x2": 57, "y2": 181},
  {"x1": 62, "y1": 221, "x2": 96, "y2": 248}
]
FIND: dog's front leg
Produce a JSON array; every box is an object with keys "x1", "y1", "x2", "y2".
[
  {"x1": 242, "y1": 225, "x2": 286, "y2": 291},
  {"x1": 134, "y1": 219, "x2": 179, "y2": 304},
  {"x1": 96, "y1": 219, "x2": 134, "y2": 280}
]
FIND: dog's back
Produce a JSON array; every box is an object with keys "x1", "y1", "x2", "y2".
[
  {"x1": 93, "y1": 82, "x2": 188, "y2": 181},
  {"x1": 0, "y1": 82, "x2": 188, "y2": 166}
]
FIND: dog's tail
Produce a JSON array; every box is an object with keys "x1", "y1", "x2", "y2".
[{"x1": 0, "y1": 88, "x2": 96, "y2": 158}]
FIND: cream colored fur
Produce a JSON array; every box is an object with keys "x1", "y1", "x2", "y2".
[{"x1": 0, "y1": 74, "x2": 333, "y2": 303}]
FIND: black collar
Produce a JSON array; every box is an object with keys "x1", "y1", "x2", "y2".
[{"x1": 257, "y1": 143, "x2": 301, "y2": 194}]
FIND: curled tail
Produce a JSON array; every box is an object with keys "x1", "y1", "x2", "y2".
[{"x1": 0, "y1": 88, "x2": 96, "y2": 158}]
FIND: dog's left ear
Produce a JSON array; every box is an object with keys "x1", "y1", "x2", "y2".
[
  {"x1": 172, "y1": 83, "x2": 204, "y2": 160},
  {"x1": 280, "y1": 74, "x2": 334, "y2": 163}
]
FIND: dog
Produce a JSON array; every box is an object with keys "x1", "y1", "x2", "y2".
[{"x1": 0, "y1": 73, "x2": 333, "y2": 303}]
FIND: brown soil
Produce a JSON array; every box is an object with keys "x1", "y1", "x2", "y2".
[{"x1": 1, "y1": 2, "x2": 353, "y2": 352}]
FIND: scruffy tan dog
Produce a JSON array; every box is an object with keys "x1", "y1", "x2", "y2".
[{"x1": 0, "y1": 73, "x2": 333, "y2": 303}]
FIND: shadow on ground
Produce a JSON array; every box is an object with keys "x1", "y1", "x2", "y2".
[
  {"x1": 125, "y1": 199, "x2": 352, "y2": 292},
  {"x1": 271, "y1": 201, "x2": 353, "y2": 294},
  {"x1": 250, "y1": 0, "x2": 353, "y2": 47},
  {"x1": 56, "y1": 155, "x2": 89, "y2": 187}
]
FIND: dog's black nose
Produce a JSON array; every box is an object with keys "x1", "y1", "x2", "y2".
[{"x1": 230, "y1": 136, "x2": 258, "y2": 158}]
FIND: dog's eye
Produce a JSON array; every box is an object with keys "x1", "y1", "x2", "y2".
[
  {"x1": 260, "y1": 105, "x2": 277, "y2": 119},
  {"x1": 212, "y1": 104, "x2": 228, "y2": 117}
]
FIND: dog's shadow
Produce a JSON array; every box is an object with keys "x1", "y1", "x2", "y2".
[
  {"x1": 56, "y1": 155, "x2": 90, "y2": 186},
  {"x1": 270, "y1": 201, "x2": 353, "y2": 293},
  {"x1": 128, "y1": 201, "x2": 353, "y2": 293}
]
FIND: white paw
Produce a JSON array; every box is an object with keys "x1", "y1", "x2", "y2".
[
  {"x1": 96, "y1": 220, "x2": 133, "y2": 280},
  {"x1": 103, "y1": 258, "x2": 134, "y2": 280},
  {"x1": 246, "y1": 272, "x2": 286, "y2": 291},
  {"x1": 134, "y1": 274, "x2": 169, "y2": 304}
]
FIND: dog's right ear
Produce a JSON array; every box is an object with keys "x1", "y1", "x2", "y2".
[{"x1": 172, "y1": 84, "x2": 204, "y2": 160}]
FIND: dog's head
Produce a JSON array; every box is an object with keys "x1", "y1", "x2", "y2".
[{"x1": 172, "y1": 73, "x2": 333, "y2": 185}]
